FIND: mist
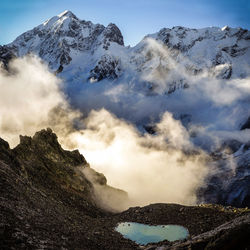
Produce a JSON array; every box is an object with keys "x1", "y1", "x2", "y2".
[
  {"x1": 1, "y1": 50, "x2": 249, "y2": 211},
  {"x1": 70, "y1": 109, "x2": 209, "y2": 207},
  {"x1": 0, "y1": 55, "x2": 78, "y2": 146},
  {"x1": 69, "y1": 38, "x2": 250, "y2": 139},
  {"x1": 0, "y1": 55, "x2": 211, "y2": 210}
]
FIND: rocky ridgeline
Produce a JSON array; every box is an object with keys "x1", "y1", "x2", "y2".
[{"x1": 0, "y1": 129, "x2": 250, "y2": 249}]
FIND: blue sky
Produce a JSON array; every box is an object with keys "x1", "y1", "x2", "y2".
[{"x1": 0, "y1": 0, "x2": 249, "y2": 46}]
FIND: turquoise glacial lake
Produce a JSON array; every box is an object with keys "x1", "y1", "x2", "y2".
[{"x1": 115, "y1": 222, "x2": 189, "y2": 245}]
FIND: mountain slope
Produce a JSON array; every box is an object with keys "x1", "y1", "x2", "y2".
[{"x1": 1, "y1": 129, "x2": 250, "y2": 249}]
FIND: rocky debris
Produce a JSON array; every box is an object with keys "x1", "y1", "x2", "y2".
[
  {"x1": 0, "y1": 129, "x2": 132, "y2": 249},
  {"x1": 1, "y1": 129, "x2": 250, "y2": 249},
  {"x1": 146, "y1": 213, "x2": 250, "y2": 250},
  {"x1": 117, "y1": 203, "x2": 246, "y2": 236},
  {"x1": 116, "y1": 203, "x2": 250, "y2": 249}
]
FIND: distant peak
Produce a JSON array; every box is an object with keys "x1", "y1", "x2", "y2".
[
  {"x1": 57, "y1": 10, "x2": 76, "y2": 19},
  {"x1": 103, "y1": 23, "x2": 124, "y2": 46},
  {"x1": 172, "y1": 26, "x2": 185, "y2": 30},
  {"x1": 221, "y1": 25, "x2": 230, "y2": 31},
  {"x1": 106, "y1": 23, "x2": 118, "y2": 28},
  {"x1": 42, "y1": 10, "x2": 78, "y2": 28}
]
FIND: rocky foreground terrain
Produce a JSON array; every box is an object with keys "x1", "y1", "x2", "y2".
[{"x1": 0, "y1": 128, "x2": 249, "y2": 249}]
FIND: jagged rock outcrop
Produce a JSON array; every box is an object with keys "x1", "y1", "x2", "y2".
[
  {"x1": 241, "y1": 116, "x2": 250, "y2": 130},
  {"x1": 102, "y1": 23, "x2": 124, "y2": 47},
  {"x1": 89, "y1": 54, "x2": 121, "y2": 81},
  {"x1": 0, "y1": 129, "x2": 131, "y2": 249}
]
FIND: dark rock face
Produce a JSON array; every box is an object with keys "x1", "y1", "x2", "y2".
[
  {"x1": 199, "y1": 173, "x2": 250, "y2": 209},
  {"x1": 1, "y1": 129, "x2": 249, "y2": 249},
  {"x1": 241, "y1": 116, "x2": 250, "y2": 130},
  {"x1": 0, "y1": 45, "x2": 15, "y2": 70},
  {"x1": 143, "y1": 125, "x2": 157, "y2": 135},
  {"x1": 103, "y1": 23, "x2": 124, "y2": 47},
  {"x1": 222, "y1": 44, "x2": 248, "y2": 57},
  {"x1": 199, "y1": 141, "x2": 250, "y2": 208},
  {"x1": 89, "y1": 54, "x2": 121, "y2": 81}
]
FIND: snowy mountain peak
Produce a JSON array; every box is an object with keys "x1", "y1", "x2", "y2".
[
  {"x1": 221, "y1": 25, "x2": 229, "y2": 31},
  {"x1": 2, "y1": 11, "x2": 249, "y2": 87},
  {"x1": 57, "y1": 10, "x2": 76, "y2": 18},
  {"x1": 42, "y1": 10, "x2": 80, "y2": 32},
  {"x1": 7, "y1": 11, "x2": 125, "y2": 73}
]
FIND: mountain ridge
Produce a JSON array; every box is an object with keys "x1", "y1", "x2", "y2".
[{"x1": 1, "y1": 10, "x2": 249, "y2": 86}]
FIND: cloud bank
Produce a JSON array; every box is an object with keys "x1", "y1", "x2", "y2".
[
  {"x1": 0, "y1": 55, "x2": 210, "y2": 210},
  {"x1": 1, "y1": 47, "x2": 249, "y2": 210},
  {"x1": 0, "y1": 55, "x2": 76, "y2": 146}
]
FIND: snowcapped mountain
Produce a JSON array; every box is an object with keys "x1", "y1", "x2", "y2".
[
  {"x1": 2, "y1": 10, "x2": 250, "y2": 91},
  {"x1": 1, "y1": 11, "x2": 250, "y2": 208},
  {"x1": 5, "y1": 10, "x2": 124, "y2": 80},
  {"x1": 144, "y1": 25, "x2": 250, "y2": 78}
]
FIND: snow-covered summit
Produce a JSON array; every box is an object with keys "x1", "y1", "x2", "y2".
[
  {"x1": 42, "y1": 10, "x2": 79, "y2": 31},
  {"x1": 128, "y1": 25, "x2": 248, "y2": 91},
  {"x1": 57, "y1": 10, "x2": 76, "y2": 18},
  {"x1": 7, "y1": 11, "x2": 124, "y2": 73}
]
